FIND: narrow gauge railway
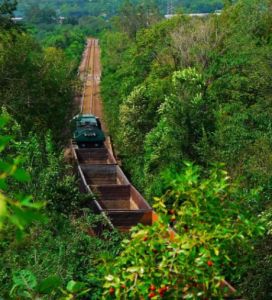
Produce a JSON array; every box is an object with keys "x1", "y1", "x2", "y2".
[{"x1": 72, "y1": 39, "x2": 153, "y2": 231}]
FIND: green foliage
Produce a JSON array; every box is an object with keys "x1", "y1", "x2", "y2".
[
  {"x1": 10, "y1": 270, "x2": 62, "y2": 298},
  {"x1": 0, "y1": 212, "x2": 123, "y2": 299},
  {"x1": 18, "y1": 0, "x2": 123, "y2": 18},
  {"x1": 25, "y1": 4, "x2": 57, "y2": 24},
  {"x1": 0, "y1": 30, "x2": 76, "y2": 142},
  {"x1": 0, "y1": 115, "x2": 44, "y2": 236},
  {"x1": 115, "y1": 0, "x2": 162, "y2": 38},
  {"x1": 102, "y1": 0, "x2": 272, "y2": 201},
  {"x1": 0, "y1": 2, "x2": 125, "y2": 300},
  {"x1": 103, "y1": 164, "x2": 263, "y2": 299},
  {"x1": 143, "y1": 67, "x2": 206, "y2": 197},
  {"x1": 40, "y1": 25, "x2": 86, "y2": 62},
  {"x1": 101, "y1": 0, "x2": 272, "y2": 297},
  {"x1": 101, "y1": 16, "x2": 184, "y2": 190},
  {"x1": 17, "y1": 0, "x2": 224, "y2": 19},
  {"x1": 1, "y1": 0, "x2": 271, "y2": 299},
  {"x1": 0, "y1": 0, "x2": 18, "y2": 30},
  {"x1": 11, "y1": 270, "x2": 38, "y2": 298},
  {"x1": 238, "y1": 208, "x2": 272, "y2": 299},
  {"x1": 0, "y1": 109, "x2": 91, "y2": 216}
]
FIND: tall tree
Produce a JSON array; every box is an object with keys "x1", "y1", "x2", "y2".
[
  {"x1": 116, "y1": 0, "x2": 161, "y2": 38},
  {"x1": 0, "y1": 0, "x2": 18, "y2": 29}
]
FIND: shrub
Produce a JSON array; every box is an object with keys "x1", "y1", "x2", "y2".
[{"x1": 103, "y1": 163, "x2": 264, "y2": 299}]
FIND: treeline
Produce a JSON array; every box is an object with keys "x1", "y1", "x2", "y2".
[
  {"x1": 17, "y1": 0, "x2": 122, "y2": 18},
  {"x1": 21, "y1": 11, "x2": 107, "y2": 64},
  {"x1": 16, "y1": 0, "x2": 223, "y2": 19},
  {"x1": 16, "y1": 0, "x2": 224, "y2": 62},
  {"x1": 101, "y1": 0, "x2": 272, "y2": 297}
]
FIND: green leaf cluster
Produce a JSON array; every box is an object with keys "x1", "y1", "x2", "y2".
[
  {"x1": 0, "y1": 115, "x2": 45, "y2": 235},
  {"x1": 103, "y1": 164, "x2": 263, "y2": 299}
]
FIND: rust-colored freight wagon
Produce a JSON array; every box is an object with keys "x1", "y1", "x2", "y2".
[{"x1": 73, "y1": 146, "x2": 152, "y2": 231}]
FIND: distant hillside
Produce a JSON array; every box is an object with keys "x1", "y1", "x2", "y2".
[{"x1": 16, "y1": 0, "x2": 223, "y2": 17}]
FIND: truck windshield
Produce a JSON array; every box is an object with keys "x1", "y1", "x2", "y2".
[{"x1": 78, "y1": 118, "x2": 97, "y2": 127}]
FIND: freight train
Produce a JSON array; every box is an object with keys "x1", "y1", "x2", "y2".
[{"x1": 72, "y1": 114, "x2": 105, "y2": 148}]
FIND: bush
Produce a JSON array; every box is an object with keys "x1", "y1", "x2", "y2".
[
  {"x1": 0, "y1": 212, "x2": 123, "y2": 299},
  {"x1": 103, "y1": 163, "x2": 264, "y2": 299}
]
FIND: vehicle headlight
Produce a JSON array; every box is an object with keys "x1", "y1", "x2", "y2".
[{"x1": 84, "y1": 132, "x2": 96, "y2": 137}]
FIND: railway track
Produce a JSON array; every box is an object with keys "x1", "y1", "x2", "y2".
[
  {"x1": 72, "y1": 39, "x2": 153, "y2": 231},
  {"x1": 72, "y1": 38, "x2": 237, "y2": 296}
]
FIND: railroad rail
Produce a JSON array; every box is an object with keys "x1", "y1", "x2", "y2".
[{"x1": 73, "y1": 39, "x2": 153, "y2": 231}]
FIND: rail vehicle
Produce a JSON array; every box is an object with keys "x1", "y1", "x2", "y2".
[{"x1": 72, "y1": 114, "x2": 105, "y2": 148}]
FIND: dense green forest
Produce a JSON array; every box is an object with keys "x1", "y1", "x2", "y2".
[
  {"x1": 16, "y1": 0, "x2": 223, "y2": 18},
  {"x1": 101, "y1": 0, "x2": 272, "y2": 298},
  {"x1": 0, "y1": 0, "x2": 271, "y2": 299},
  {"x1": 14, "y1": 0, "x2": 225, "y2": 64},
  {"x1": 0, "y1": 0, "x2": 122, "y2": 298}
]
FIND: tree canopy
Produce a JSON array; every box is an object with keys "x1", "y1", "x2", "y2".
[{"x1": 0, "y1": 0, "x2": 271, "y2": 299}]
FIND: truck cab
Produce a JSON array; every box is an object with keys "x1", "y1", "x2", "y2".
[{"x1": 72, "y1": 114, "x2": 105, "y2": 148}]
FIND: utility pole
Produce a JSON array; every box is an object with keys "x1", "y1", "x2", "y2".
[{"x1": 167, "y1": 0, "x2": 174, "y2": 16}]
